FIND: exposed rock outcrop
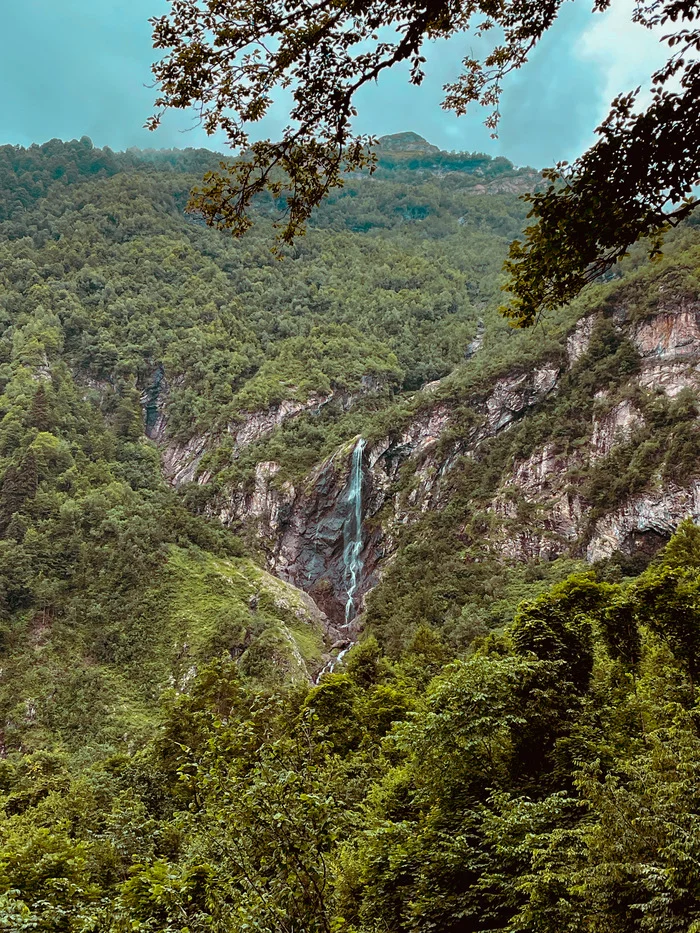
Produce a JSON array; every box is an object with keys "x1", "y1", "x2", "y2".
[
  {"x1": 632, "y1": 301, "x2": 700, "y2": 397},
  {"x1": 567, "y1": 315, "x2": 595, "y2": 364},
  {"x1": 150, "y1": 377, "x2": 386, "y2": 487},
  {"x1": 482, "y1": 366, "x2": 559, "y2": 436},
  {"x1": 587, "y1": 481, "x2": 700, "y2": 562},
  {"x1": 631, "y1": 301, "x2": 700, "y2": 363},
  {"x1": 151, "y1": 297, "x2": 700, "y2": 625},
  {"x1": 160, "y1": 395, "x2": 334, "y2": 486},
  {"x1": 465, "y1": 319, "x2": 485, "y2": 360},
  {"x1": 233, "y1": 395, "x2": 331, "y2": 449},
  {"x1": 491, "y1": 444, "x2": 582, "y2": 561},
  {"x1": 162, "y1": 433, "x2": 211, "y2": 487},
  {"x1": 487, "y1": 300, "x2": 700, "y2": 561},
  {"x1": 466, "y1": 173, "x2": 542, "y2": 196},
  {"x1": 590, "y1": 398, "x2": 643, "y2": 462},
  {"x1": 218, "y1": 438, "x2": 368, "y2": 625},
  {"x1": 214, "y1": 364, "x2": 561, "y2": 622}
]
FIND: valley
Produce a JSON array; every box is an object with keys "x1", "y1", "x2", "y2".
[{"x1": 1, "y1": 134, "x2": 700, "y2": 931}]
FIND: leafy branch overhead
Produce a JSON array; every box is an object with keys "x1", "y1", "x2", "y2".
[{"x1": 150, "y1": 0, "x2": 700, "y2": 324}]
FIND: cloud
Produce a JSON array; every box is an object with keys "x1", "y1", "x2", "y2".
[
  {"x1": 578, "y1": 0, "x2": 672, "y2": 107},
  {"x1": 0, "y1": 0, "x2": 678, "y2": 169},
  {"x1": 494, "y1": 3, "x2": 608, "y2": 166},
  {"x1": 0, "y1": 0, "x2": 216, "y2": 150},
  {"x1": 336, "y1": 3, "x2": 621, "y2": 166}
]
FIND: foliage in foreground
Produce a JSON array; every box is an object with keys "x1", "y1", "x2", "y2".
[
  {"x1": 150, "y1": 0, "x2": 700, "y2": 323},
  {"x1": 4, "y1": 524, "x2": 700, "y2": 931}
]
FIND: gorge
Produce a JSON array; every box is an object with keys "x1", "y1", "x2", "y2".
[
  {"x1": 2, "y1": 136, "x2": 700, "y2": 933},
  {"x1": 150, "y1": 287, "x2": 700, "y2": 665}
]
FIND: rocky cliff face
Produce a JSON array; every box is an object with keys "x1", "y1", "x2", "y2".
[
  {"x1": 157, "y1": 394, "x2": 334, "y2": 487},
  {"x1": 150, "y1": 377, "x2": 385, "y2": 486},
  {"x1": 633, "y1": 302, "x2": 700, "y2": 395},
  {"x1": 147, "y1": 296, "x2": 700, "y2": 628},
  {"x1": 490, "y1": 297, "x2": 700, "y2": 562},
  {"x1": 208, "y1": 364, "x2": 561, "y2": 623},
  {"x1": 214, "y1": 439, "x2": 386, "y2": 632}
]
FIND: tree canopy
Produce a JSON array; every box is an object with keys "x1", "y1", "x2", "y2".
[{"x1": 150, "y1": 0, "x2": 700, "y2": 325}]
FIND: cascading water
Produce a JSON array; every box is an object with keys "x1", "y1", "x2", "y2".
[
  {"x1": 313, "y1": 438, "x2": 366, "y2": 684},
  {"x1": 342, "y1": 437, "x2": 366, "y2": 625},
  {"x1": 314, "y1": 645, "x2": 351, "y2": 683}
]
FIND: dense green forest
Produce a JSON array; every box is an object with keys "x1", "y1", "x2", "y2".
[
  {"x1": 4, "y1": 524, "x2": 700, "y2": 932},
  {"x1": 2, "y1": 138, "x2": 700, "y2": 931},
  {"x1": 0, "y1": 136, "x2": 552, "y2": 750}
]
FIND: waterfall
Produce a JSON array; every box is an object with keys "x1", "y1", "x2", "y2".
[
  {"x1": 314, "y1": 645, "x2": 351, "y2": 684},
  {"x1": 313, "y1": 438, "x2": 365, "y2": 684},
  {"x1": 342, "y1": 437, "x2": 366, "y2": 625}
]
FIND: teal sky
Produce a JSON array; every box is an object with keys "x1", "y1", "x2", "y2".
[{"x1": 1, "y1": 0, "x2": 668, "y2": 168}]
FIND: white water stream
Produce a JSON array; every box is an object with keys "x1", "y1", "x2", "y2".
[
  {"x1": 314, "y1": 437, "x2": 366, "y2": 685},
  {"x1": 314, "y1": 646, "x2": 351, "y2": 682},
  {"x1": 342, "y1": 437, "x2": 366, "y2": 626}
]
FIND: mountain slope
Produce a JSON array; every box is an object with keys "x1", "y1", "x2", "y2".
[
  {"x1": 2, "y1": 136, "x2": 700, "y2": 933},
  {"x1": 185, "y1": 224, "x2": 700, "y2": 653},
  {"x1": 0, "y1": 136, "x2": 538, "y2": 751},
  {"x1": 2, "y1": 137, "x2": 700, "y2": 741}
]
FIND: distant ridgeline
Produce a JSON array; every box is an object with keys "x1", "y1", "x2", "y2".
[
  {"x1": 371, "y1": 130, "x2": 531, "y2": 178},
  {"x1": 0, "y1": 132, "x2": 536, "y2": 224},
  {"x1": 0, "y1": 137, "x2": 227, "y2": 222}
]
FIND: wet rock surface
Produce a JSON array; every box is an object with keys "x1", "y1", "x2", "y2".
[{"x1": 212, "y1": 364, "x2": 562, "y2": 622}]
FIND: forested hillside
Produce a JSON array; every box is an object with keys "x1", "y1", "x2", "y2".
[{"x1": 2, "y1": 137, "x2": 700, "y2": 931}]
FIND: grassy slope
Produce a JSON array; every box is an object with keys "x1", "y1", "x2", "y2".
[{"x1": 0, "y1": 545, "x2": 324, "y2": 756}]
